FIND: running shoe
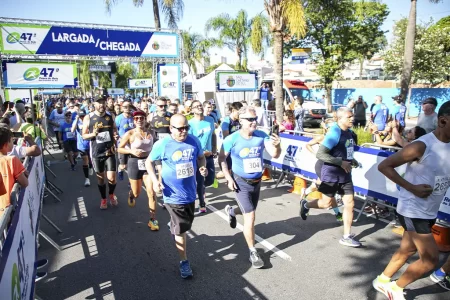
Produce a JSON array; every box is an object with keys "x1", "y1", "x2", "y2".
[
  {"x1": 430, "y1": 272, "x2": 450, "y2": 291},
  {"x1": 127, "y1": 191, "x2": 135, "y2": 207},
  {"x1": 199, "y1": 206, "x2": 207, "y2": 213},
  {"x1": 384, "y1": 282, "x2": 406, "y2": 300},
  {"x1": 339, "y1": 234, "x2": 361, "y2": 247},
  {"x1": 299, "y1": 199, "x2": 309, "y2": 220},
  {"x1": 249, "y1": 250, "x2": 264, "y2": 269},
  {"x1": 335, "y1": 212, "x2": 343, "y2": 222},
  {"x1": 148, "y1": 219, "x2": 159, "y2": 231},
  {"x1": 35, "y1": 259, "x2": 48, "y2": 269},
  {"x1": 225, "y1": 205, "x2": 236, "y2": 229},
  {"x1": 118, "y1": 170, "x2": 124, "y2": 181},
  {"x1": 100, "y1": 199, "x2": 108, "y2": 210},
  {"x1": 35, "y1": 272, "x2": 47, "y2": 283},
  {"x1": 180, "y1": 260, "x2": 193, "y2": 279},
  {"x1": 88, "y1": 168, "x2": 94, "y2": 176},
  {"x1": 212, "y1": 178, "x2": 219, "y2": 188},
  {"x1": 109, "y1": 194, "x2": 118, "y2": 206},
  {"x1": 84, "y1": 178, "x2": 90, "y2": 187},
  {"x1": 372, "y1": 276, "x2": 390, "y2": 297}
]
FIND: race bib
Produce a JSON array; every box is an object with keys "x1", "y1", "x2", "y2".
[
  {"x1": 243, "y1": 158, "x2": 262, "y2": 173},
  {"x1": 176, "y1": 162, "x2": 194, "y2": 179},
  {"x1": 433, "y1": 175, "x2": 450, "y2": 196},
  {"x1": 347, "y1": 147, "x2": 354, "y2": 160},
  {"x1": 158, "y1": 133, "x2": 169, "y2": 140},
  {"x1": 66, "y1": 132, "x2": 75, "y2": 139},
  {"x1": 96, "y1": 131, "x2": 111, "y2": 143},
  {"x1": 138, "y1": 159, "x2": 146, "y2": 171}
]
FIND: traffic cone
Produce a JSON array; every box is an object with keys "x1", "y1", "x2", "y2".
[
  {"x1": 288, "y1": 176, "x2": 307, "y2": 195},
  {"x1": 262, "y1": 168, "x2": 271, "y2": 181}
]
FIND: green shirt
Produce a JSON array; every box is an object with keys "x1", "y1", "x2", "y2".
[{"x1": 19, "y1": 123, "x2": 47, "y2": 139}]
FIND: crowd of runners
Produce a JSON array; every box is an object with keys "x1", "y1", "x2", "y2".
[{"x1": 3, "y1": 93, "x2": 448, "y2": 299}]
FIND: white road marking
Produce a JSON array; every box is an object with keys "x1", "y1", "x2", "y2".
[{"x1": 206, "y1": 204, "x2": 292, "y2": 261}]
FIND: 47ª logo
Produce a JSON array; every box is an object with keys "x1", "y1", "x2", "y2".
[
  {"x1": 6, "y1": 32, "x2": 36, "y2": 44},
  {"x1": 23, "y1": 67, "x2": 59, "y2": 81}
]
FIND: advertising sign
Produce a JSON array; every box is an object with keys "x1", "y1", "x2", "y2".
[
  {"x1": 89, "y1": 65, "x2": 111, "y2": 72},
  {"x1": 107, "y1": 88, "x2": 125, "y2": 95},
  {"x1": 217, "y1": 72, "x2": 257, "y2": 91},
  {"x1": 128, "y1": 78, "x2": 152, "y2": 89},
  {"x1": 4, "y1": 89, "x2": 37, "y2": 103},
  {"x1": 0, "y1": 151, "x2": 45, "y2": 300},
  {"x1": 291, "y1": 48, "x2": 311, "y2": 63},
  {"x1": 3, "y1": 61, "x2": 78, "y2": 88},
  {"x1": 157, "y1": 64, "x2": 181, "y2": 100},
  {"x1": 0, "y1": 23, "x2": 179, "y2": 58}
]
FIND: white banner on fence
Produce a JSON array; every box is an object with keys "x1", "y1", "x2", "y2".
[
  {"x1": 157, "y1": 64, "x2": 181, "y2": 100},
  {"x1": 107, "y1": 88, "x2": 125, "y2": 95},
  {"x1": 0, "y1": 152, "x2": 45, "y2": 299},
  {"x1": 262, "y1": 133, "x2": 450, "y2": 221},
  {"x1": 4, "y1": 89, "x2": 37, "y2": 103},
  {"x1": 217, "y1": 72, "x2": 257, "y2": 91},
  {"x1": 128, "y1": 78, "x2": 152, "y2": 89}
]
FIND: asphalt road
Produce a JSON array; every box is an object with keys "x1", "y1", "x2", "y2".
[{"x1": 35, "y1": 152, "x2": 449, "y2": 300}]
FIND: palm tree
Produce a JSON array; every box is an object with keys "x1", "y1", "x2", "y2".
[
  {"x1": 103, "y1": 0, "x2": 184, "y2": 30},
  {"x1": 182, "y1": 31, "x2": 213, "y2": 76},
  {"x1": 254, "y1": 0, "x2": 306, "y2": 122}
]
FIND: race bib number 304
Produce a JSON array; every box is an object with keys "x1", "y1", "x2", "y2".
[
  {"x1": 176, "y1": 162, "x2": 194, "y2": 179},
  {"x1": 433, "y1": 175, "x2": 450, "y2": 196},
  {"x1": 243, "y1": 158, "x2": 262, "y2": 173}
]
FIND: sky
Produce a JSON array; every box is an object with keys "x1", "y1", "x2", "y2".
[{"x1": 1, "y1": 0, "x2": 450, "y2": 64}]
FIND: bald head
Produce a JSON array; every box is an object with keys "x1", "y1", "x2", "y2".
[
  {"x1": 170, "y1": 114, "x2": 188, "y2": 126},
  {"x1": 170, "y1": 114, "x2": 189, "y2": 141}
]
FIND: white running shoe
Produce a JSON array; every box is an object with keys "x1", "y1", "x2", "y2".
[
  {"x1": 88, "y1": 168, "x2": 94, "y2": 176},
  {"x1": 84, "y1": 178, "x2": 90, "y2": 187}
]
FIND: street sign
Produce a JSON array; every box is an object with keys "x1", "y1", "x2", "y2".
[{"x1": 89, "y1": 65, "x2": 111, "y2": 72}]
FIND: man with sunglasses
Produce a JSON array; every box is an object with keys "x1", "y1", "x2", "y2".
[
  {"x1": 146, "y1": 114, "x2": 207, "y2": 279},
  {"x1": 115, "y1": 100, "x2": 134, "y2": 181},
  {"x1": 188, "y1": 100, "x2": 216, "y2": 213},
  {"x1": 72, "y1": 110, "x2": 94, "y2": 186},
  {"x1": 219, "y1": 106, "x2": 281, "y2": 269},
  {"x1": 149, "y1": 97, "x2": 171, "y2": 142}
]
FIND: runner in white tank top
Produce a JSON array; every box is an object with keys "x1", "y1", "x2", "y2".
[{"x1": 373, "y1": 101, "x2": 450, "y2": 300}]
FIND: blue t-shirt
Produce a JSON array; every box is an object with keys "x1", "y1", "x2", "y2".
[
  {"x1": 74, "y1": 119, "x2": 89, "y2": 151},
  {"x1": 260, "y1": 87, "x2": 270, "y2": 100},
  {"x1": 115, "y1": 113, "x2": 134, "y2": 137},
  {"x1": 150, "y1": 104, "x2": 157, "y2": 113},
  {"x1": 321, "y1": 124, "x2": 356, "y2": 183},
  {"x1": 372, "y1": 103, "x2": 389, "y2": 131},
  {"x1": 150, "y1": 135, "x2": 203, "y2": 205},
  {"x1": 188, "y1": 116, "x2": 215, "y2": 152},
  {"x1": 221, "y1": 116, "x2": 240, "y2": 135},
  {"x1": 60, "y1": 121, "x2": 76, "y2": 142},
  {"x1": 209, "y1": 111, "x2": 219, "y2": 123},
  {"x1": 222, "y1": 130, "x2": 269, "y2": 179},
  {"x1": 392, "y1": 104, "x2": 407, "y2": 127}
]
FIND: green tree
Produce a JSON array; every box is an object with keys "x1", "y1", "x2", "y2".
[
  {"x1": 182, "y1": 31, "x2": 213, "y2": 76},
  {"x1": 104, "y1": 0, "x2": 184, "y2": 30},
  {"x1": 115, "y1": 61, "x2": 137, "y2": 91},
  {"x1": 138, "y1": 62, "x2": 153, "y2": 78},
  {"x1": 79, "y1": 61, "x2": 94, "y2": 96},
  {"x1": 384, "y1": 18, "x2": 450, "y2": 85}
]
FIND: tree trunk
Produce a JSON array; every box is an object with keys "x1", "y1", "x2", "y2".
[
  {"x1": 273, "y1": 30, "x2": 284, "y2": 123},
  {"x1": 236, "y1": 47, "x2": 242, "y2": 70},
  {"x1": 325, "y1": 84, "x2": 332, "y2": 113},
  {"x1": 152, "y1": 0, "x2": 161, "y2": 31},
  {"x1": 400, "y1": 0, "x2": 416, "y2": 101},
  {"x1": 359, "y1": 57, "x2": 364, "y2": 79}
]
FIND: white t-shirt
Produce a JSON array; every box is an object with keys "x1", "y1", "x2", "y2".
[
  {"x1": 417, "y1": 112, "x2": 437, "y2": 133},
  {"x1": 8, "y1": 145, "x2": 27, "y2": 159},
  {"x1": 397, "y1": 132, "x2": 450, "y2": 219}
]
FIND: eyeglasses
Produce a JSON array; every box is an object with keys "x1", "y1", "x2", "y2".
[
  {"x1": 241, "y1": 117, "x2": 258, "y2": 122},
  {"x1": 171, "y1": 125, "x2": 190, "y2": 132},
  {"x1": 134, "y1": 116, "x2": 145, "y2": 121}
]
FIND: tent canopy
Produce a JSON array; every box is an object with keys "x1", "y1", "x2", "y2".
[{"x1": 192, "y1": 63, "x2": 235, "y2": 94}]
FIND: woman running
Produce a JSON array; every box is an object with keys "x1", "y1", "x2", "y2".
[{"x1": 118, "y1": 111, "x2": 159, "y2": 231}]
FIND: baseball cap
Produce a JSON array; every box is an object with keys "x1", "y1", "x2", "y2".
[
  {"x1": 422, "y1": 97, "x2": 438, "y2": 106},
  {"x1": 392, "y1": 95, "x2": 403, "y2": 102},
  {"x1": 94, "y1": 97, "x2": 106, "y2": 103},
  {"x1": 133, "y1": 111, "x2": 146, "y2": 118},
  {"x1": 78, "y1": 111, "x2": 86, "y2": 117},
  {"x1": 64, "y1": 111, "x2": 72, "y2": 116}
]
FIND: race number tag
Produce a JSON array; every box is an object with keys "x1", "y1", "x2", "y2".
[
  {"x1": 243, "y1": 158, "x2": 262, "y2": 173},
  {"x1": 158, "y1": 133, "x2": 169, "y2": 140},
  {"x1": 138, "y1": 159, "x2": 146, "y2": 171},
  {"x1": 176, "y1": 162, "x2": 194, "y2": 179},
  {"x1": 347, "y1": 147, "x2": 354, "y2": 160},
  {"x1": 66, "y1": 132, "x2": 75, "y2": 139},
  {"x1": 96, "y1": 131, "x2": 111, "y2": 143},
  {"x1": 433, "y1": 176, "x2": 450, "y2": 196}
]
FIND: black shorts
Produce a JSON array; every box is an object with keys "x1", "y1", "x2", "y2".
[
  {"x1": 78, "y1": 150, "x2": 89, "y2": 156},
  {"x1": 127, "y1": 156, "x2": 148, "y2": 180},
  {"x1": 353, "y1": 119, "x2": 366, "y2": 127},
  {"x1": 314, "y1": 160, "x2": 324, "y2": 179},
  {"x1": 318, "y1": 181, "x2": 354, "y2": 198},
  {"x1": 397, "y1": 214, "x2": 436, "y2": 234},
  {"x1": 118, "y1": 153, "x2": 129, "y2": 165},
  {"x1": 165, "y1": 202, "x2": 195, "y2": 235},
  {"x1": 234, "y1": 175, "x2": 262, "y2": 214},
  {"x1": 92, "y1": 155, "x2": 117, "y2": 173},
  {"x1": 63, "y1": 140, "x2": 78, "y2": 153}
]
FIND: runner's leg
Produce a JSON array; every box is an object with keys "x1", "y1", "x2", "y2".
[
  {"x1": 382, "y1": 231, "x2": 417, "y2": 278},
  {"x1": 175, "y1": 233, "x2": 187, "y2": 261},
  {"x1": 341, "y1": 194, "x2": 354, "y2": 236},
  {"x1": 143, "y1": 174, "x2": 157, "y2": 220},
  {"x1": 306, "y1": 194, "x2": 333, "y2": 209}
]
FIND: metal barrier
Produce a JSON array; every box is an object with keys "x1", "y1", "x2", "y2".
[{"x1": 361, "y1": 143, "x2": 402, "y2": 152}]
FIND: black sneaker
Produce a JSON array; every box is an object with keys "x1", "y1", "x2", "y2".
[
  {"x1": 35, "y1": 258, "x2": 48, "y2": 269},
  {"x1": 249, "y1": 250, "x2": 264, "y2": 269},
  {"x1": 300, "y1": 199, "x2": 309, "y2": 220},
  {"x1": 35, "y1": 272, "x2": 47, "y2": 283},
  {"x1": 225, "y1": 205, "x2": 236, "y2": 229}
]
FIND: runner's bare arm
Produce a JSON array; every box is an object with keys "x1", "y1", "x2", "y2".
[
  {"x1": 197, "y1": 154, "x2": 206, "y2": 169},
  {"x1": 264, "y1": 134, "x2": 281, "y2": 158},
  {"x1": 306, "y1": 136, "x2": 324, "y2": 155},
  {"x1": 145, "y1": 158, "x2": 159, "y2": 184},
  {"x1": 117, "y1": 131, "x2": 133, "y2": 154},
  {"x1": 218, "y1": 148, "x2": 232, "y2": 181},
  {"x1": 82, "y1": 114, "x2": 96, "y2": 140},
  {"x1": 392, "y1": 127, "x2": 408, "y2": 148},
  {"x1": 212, "y1": 132, "x2": 217, "y2": 154},
  {"x1": 71, "y1": 116, "x2": 78, "y2": 133}
]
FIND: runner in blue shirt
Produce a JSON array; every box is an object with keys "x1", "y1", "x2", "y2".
[
  {"x1": 188, "y1": 100, "x2": 216, "y2": 213},
  {"x1": 372, "y1": 95, "x2": 389, "y2": 131},
  {"x1": 59, "y1": 111, "x2": 78, "y2": 171},
  {"x1": 219, "y1": 106, "x2": 281, "y2": 269},
  {"x1": 115, "y1": 100, "x2": 134, "y2": 180},
  {"x1": 146, "y1": 114, "x2": 206, "y2": 279},
  {"x1": 301, "y1": 107, "x2": 361, "y2": 248},
  {"x1": 391, "y1": 95, "x2": 407, "y2": 132},
  {"x1": 71, "y1": 110, "x2": 93, "y2": 186},
  {"x1": 260, "y1": 83, "x2": 271, "y2": 110}
]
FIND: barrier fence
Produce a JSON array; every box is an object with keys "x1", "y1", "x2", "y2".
[{"x1": 0, "y1": 138, "x2": 45, "y2": 299}]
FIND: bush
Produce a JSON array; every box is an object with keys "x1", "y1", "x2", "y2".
[{"x1": 353, "y1": 126, "x2": 373, "y2": 146}]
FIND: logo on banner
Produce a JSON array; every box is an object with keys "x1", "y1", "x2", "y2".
[
  {"x1": 285, "y1": 145, "x2": 301, "y2": 162},
  {"x1": 23, "y1": 67, "x2": 60, "y2": 82},
  {"x1": 6, "y1": 32, "x2": 36, "y2": 45},
  {"x1": 134, "y1": 80, "x2": 149, "y2": 87},
  {"x1": 226, "y1": 76, "x2": 235, "y2": 87},
  {"x1": 23, "y1": 68, "x2": 40, "y2": 81},
  {"x1": 152, "y1": 42, "x2": 160, "y2": 50},
  {"x1": 163, "y1": 82, "x2": 176, "y2": 88},
  {"x1": 162, "y1": 70, "x2": 168, "y2": 76},
  {"x1": 11, "y1": 263, "x2": 21, "y2": 300}
]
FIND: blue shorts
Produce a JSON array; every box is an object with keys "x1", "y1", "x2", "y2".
[{"x1": 234, "y1": 175, "x2": 262, "y2": 214}]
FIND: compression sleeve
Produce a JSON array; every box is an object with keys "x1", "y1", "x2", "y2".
[{"x1": 316, "y1": 144, "x2": 343, "y2": 166}]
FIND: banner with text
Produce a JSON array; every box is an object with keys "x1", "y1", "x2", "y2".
[
  {"x1": 157, "y1": 64, "x2": 181, "y2": 100},
  {"x1": 291, "y1": 48, "x2": 311, "y2": 63},
  {"x1": 262, "y1": 133, "x2": 450, "y2": 221},
  {"x1": 4, "y1": 89, "x2": 37, "y2": 103},
  {"x1": 0, "y1": 147, "x2": 45, "y2": 299},
  {"x1": 128, "y1": 78, "x2": 152, "y2": 89},
  {"x1": 217, "y1": 72, "x2": 257, "y2": 91},
  {"x1": 0, "y1": 23, "x2": 179, "y2": 58},
  {"x1": 3, "y1": 61, "x2": 78, "y2": 89},
  {"x1": 107, "y1": 88, "x2": 125, "y2": 95}
]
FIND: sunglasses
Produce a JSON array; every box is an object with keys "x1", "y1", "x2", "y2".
[
  {"x1": 171, "y1": 125, "x2": 190, "y2": 132},
  {"x1": 157, "y1": 105, "x2": 167, "y2": 108},
  {"x1": 134, "y1": 116, "x2": 145, "y2": 121},
  {"x1": 241, "y1": 117, "x2": 258, "y2": 122}
]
